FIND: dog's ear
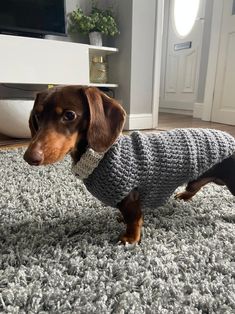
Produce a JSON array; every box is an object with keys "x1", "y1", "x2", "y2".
[
  {"x1": 29, "y1": 111, "x2": 38, "y2": 138},
  {"x1": 29, "y1": 92, "x2": 48, "y2": 137},
  {"x1": 84, "y1": 87, "x2": 126, "y2": 152},
  {"x1": 29, "y1": 93, "x2": 41, "y2": 137}
]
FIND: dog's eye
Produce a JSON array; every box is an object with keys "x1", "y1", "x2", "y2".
[{"x1": 63, "y1": 111, "x2": 77, "y2": 122}]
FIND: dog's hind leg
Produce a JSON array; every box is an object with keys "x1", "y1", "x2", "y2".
[
  {"x1": 218, "y1": 174, "x2": 235, "y2": 196},
  {"x1": 117, "y1": 189, "x2": 143, "y2": 244},
  {"x1": 175, "y1": 176, "x2": 216, "y2": 201},
  {"x1": 176, "y1": 154, "x2": 235, "y2": 201},
  {"x1": 215, "y1": 155, "x2": 235, "y2": 196}
]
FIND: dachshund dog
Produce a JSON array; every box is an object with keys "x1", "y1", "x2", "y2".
[{"x1": 24, "y1": 85, "x2": 235, "y2": 244}]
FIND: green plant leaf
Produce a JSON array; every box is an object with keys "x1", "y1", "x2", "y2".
[{"x1": 67, "y1": 4, "x2": 119, "y2": 36}]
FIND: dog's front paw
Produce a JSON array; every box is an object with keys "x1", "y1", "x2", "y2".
[
  {"x1": 119, "y1": 233, "x2": 141, "y2": 245},
  {"x1": 175, "y1": 191, "x2": 193, "y2": 201}
]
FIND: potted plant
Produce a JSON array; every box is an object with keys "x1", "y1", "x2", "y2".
[{"x1": 68, "y1": 4, "x2": 119, "y2": 46}]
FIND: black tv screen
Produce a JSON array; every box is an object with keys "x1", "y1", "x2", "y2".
[{"x1": 0, "y1": 0, "x2": 66, "y2": 37}]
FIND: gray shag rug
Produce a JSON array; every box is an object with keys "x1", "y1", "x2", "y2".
[{"x1": 0, "y1": 148, "x2": 235, "y2": 314}]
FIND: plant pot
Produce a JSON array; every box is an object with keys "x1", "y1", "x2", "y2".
[{"x1": 89, "y1": 32, "x2": 102, "y2": 46}]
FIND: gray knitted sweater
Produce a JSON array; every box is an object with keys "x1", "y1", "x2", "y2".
[{"x1": 72, "y1": 129, "x2": 235, "y2": 209}]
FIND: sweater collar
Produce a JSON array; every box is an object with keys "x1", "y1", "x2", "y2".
[{"x1": 71, "y1": 148, "x2": 105, "y2": 180}]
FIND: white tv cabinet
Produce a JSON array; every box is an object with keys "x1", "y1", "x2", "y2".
[{"x1": 0, "y1": 34, "x2": 118, "y2": 87}]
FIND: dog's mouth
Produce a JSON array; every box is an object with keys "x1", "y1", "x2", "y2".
[
  {"x1": 26, "y1": 159, "x2": 43, "y2": 166},
  {"x1": 24, "y1": 132, "x2": 78, "y2": 166},
  {"x1": 23, "y1": 148, "x2": 44, "y2": 166},
  {"x1": 24, "y1": 147, "x2": 70, "y2": 166}
]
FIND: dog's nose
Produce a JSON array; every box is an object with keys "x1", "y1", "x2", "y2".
[{"x1": 24, "y1": 149, "x2": 44, "y2": 166}]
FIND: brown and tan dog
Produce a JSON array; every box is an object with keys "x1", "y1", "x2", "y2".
[{"x1": 24, "y1": 85, "x2": 235, "y2": 244}]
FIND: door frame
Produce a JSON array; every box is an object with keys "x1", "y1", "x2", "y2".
[
  {"x1": 152, "y1": 0, "x2": 165, "y2": 128},
  {"x1": 202, "y1": 0, "x2": 224, "y2": 121}
]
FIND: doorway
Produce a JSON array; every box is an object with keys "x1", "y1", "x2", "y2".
[{"x1": 160, "y1": 0, "x2": 205, "y2": 113}]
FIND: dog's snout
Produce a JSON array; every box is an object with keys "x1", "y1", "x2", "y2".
[{"x1": 24, "y1": 148, "x2": 44, "y2": 166}]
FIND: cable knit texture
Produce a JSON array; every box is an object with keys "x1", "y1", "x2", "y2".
[{"x1": 73, "y1": 129, "x2": 235, "y2": 209}]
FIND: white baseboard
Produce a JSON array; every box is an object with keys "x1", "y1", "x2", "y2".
[
  {"x1": 159, "y1": 108, "x2": 193, "y2": 116},
  {"x1": 193, "y1": 103, "x2": 204, "y2": 119},
  {"x1": 124, "y1": 113, "x2": 153, "y2": 130}
]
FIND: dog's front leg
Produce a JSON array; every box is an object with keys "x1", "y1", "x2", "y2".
[{"x1": 117, "y1": 189, "x2": 143, "y2": 244}]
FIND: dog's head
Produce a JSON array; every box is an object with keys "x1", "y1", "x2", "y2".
[{"x1": 23, "y1": 85, "x2": 126, "y2": 166}]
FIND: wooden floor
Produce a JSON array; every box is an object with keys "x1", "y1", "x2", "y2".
[
  {"x1": 0, "y1": 133, "x2": 29, "y2": 149},
  {"x1": 1, "y1": 113, "x2": 235, "y2": 149},
  {"x1": 157, "y1": 113, "x2": 235, "y2": 137}
]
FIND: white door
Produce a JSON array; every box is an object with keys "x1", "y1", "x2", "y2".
[
  {"x1": 160, "y1": 0, "x2": 205, "y2": 111},
  {"x1": 211, "y1": 0, "x2": 235, "y2": 125}
]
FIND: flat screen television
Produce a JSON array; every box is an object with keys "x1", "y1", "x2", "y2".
[{"x1": 0, "y1": 0, "x2": 66, "y2": 37}]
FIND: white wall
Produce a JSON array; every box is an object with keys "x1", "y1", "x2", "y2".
[
  {"x1": 107, "y1": 0, "x2": 133, "y2": 114},
  {"x1": 109, "y1": 0, "x2": 156, "y2": 118},
  {"x1": 130, "y1": 0, "x2": 156, "y2": 114}
]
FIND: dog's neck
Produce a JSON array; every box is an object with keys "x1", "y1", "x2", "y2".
[
  {"x1": 70, "y1": 138, "x2": 88, "y2": 163},
  {"x1": 71, "y1": 134, "x2": 122, "y2": 179},
  {"x1": 71, "y1": 148, "x2": 105, "y2": 180}
]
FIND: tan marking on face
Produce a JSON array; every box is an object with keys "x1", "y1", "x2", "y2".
[
  {"x1": 38, "y1": 130, "x2": 79, "y2": 165},
  {"x1": 55, "y1": 106, "x2": 63, "y2": 115}
]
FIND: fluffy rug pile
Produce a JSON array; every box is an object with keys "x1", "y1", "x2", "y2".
[{"x1": 0, "y1": 148, "x2": 234, "y2": 313}]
